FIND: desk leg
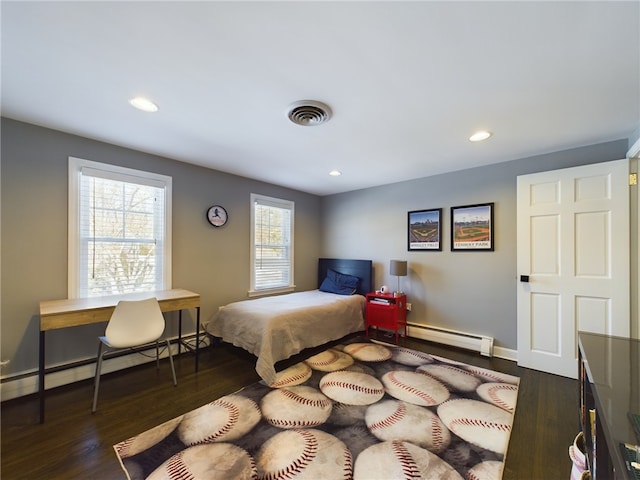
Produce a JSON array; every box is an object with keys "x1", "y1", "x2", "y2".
[
  {"x1": 195, "y1": 307, "x2": 200, "y2": 372},
  {"x1": 178, "y1": 310, "x2": 183, "y2": 356},
  {"x1": 39, "y1": 331, "x2": 45, "y2": 423}
]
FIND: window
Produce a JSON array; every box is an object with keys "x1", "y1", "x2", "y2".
[
  {"x1": 68, "y1": 157, "x2": 172, "y2": 298},
  {"x1": 250, "y1": 193, "x2": 294, "y2": 295}
]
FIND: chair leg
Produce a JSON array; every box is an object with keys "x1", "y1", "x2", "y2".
[
  {"x1": 165, "y1": 339, "x2": 177, "y2": 386},
  {"x1": 92, "y1": 342, "x2": 105, "y2": 413},
  {"x1": 155, "y1": 341, "x2": 160, "y2": 370}
]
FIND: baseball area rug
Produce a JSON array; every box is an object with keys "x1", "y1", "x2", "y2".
[{"x1": 114, "y1": 338, "x2": 519, "y2": 480}]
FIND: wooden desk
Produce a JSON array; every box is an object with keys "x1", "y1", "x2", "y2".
[{"x1": 38, "y1": 288, "x2": 200, "y2": 423}]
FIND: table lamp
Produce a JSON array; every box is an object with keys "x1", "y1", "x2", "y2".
[{"x1": 390, "y1": 260, "x2": 408, "y2": 295}]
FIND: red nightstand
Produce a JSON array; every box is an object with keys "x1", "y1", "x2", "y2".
[{"x1": 365, "y1": 292, "x2": 407, "y2": 344}]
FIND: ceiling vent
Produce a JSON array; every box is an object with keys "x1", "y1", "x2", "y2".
[{"x1": 287, "y1": 100, "x2": 332, "y2": 126}]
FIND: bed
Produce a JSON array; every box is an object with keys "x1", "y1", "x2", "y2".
[{"x1": 204, "y1": 258, "x2": 373, "y2": 385}]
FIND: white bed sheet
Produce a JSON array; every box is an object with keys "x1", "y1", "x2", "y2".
[{"x1": 204, "y1": 290, "x2": 365, "y2": 385}]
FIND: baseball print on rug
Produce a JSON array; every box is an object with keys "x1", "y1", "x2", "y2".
[{"x1": 114, "y1": 338, "x2": 519, "y2": 480}]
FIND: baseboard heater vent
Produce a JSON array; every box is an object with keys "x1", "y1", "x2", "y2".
[
  {"x1": 0, "y1": 333, "x2": 209, "y2": 402},
  {"x1": 407, "y1": 322, "x2": 494, "y2": 357}
]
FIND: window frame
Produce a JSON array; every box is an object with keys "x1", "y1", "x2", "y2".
[
  {"x1": 249, "y1": 193, "x2": 295, "y2": 297},
  {"x1": 68, "y1": 156, "x2": 172, "y2": 299}
]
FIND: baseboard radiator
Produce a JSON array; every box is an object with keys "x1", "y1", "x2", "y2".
[
  {"x1": 406, "y1": 322, "x2": 494, "y2": 357},
  {"x1": 0, "y1": 333, "x2": 209, "y2": 402}
]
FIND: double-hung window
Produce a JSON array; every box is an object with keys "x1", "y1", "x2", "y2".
[
  {"x1": 250, "y1": 193, "x2": 294, "y2": 296},
  {"x1": 68, "y1": 157, "x2": 172, "y2": 298}
]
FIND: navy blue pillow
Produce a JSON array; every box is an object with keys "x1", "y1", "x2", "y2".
[{"x1": 319, "y1": 269, "x2": 360, "y2": 295}]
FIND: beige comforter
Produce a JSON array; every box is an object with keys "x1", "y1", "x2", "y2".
[{"x1": 204, "y1": 290, "x2": 365, "y2": 385}]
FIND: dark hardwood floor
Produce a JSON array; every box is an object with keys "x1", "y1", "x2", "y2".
[{"x1": 1, "y1": 334, "x2": 579, "y2": 479}]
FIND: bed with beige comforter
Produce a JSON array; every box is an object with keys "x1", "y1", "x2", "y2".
[{"x1": 204, "y1": 289, "x2": 365, "y2": 385}]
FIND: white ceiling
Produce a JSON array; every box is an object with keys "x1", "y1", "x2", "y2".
[{"x1": 2, "y1": 1, "x2": 639, "y2": 196}]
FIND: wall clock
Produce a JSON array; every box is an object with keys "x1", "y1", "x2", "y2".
[{"x1": 207, "y1": 205, "x2": 228, "y2": 227}]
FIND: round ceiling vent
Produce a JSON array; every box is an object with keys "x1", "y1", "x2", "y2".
[{"x1": 287, "y1": 100, "x2": 332, "y2": 126}]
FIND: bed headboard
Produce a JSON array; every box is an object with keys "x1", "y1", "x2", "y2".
[{"x1": 318, "y1": 258, "x2": 373, "y2": 296}]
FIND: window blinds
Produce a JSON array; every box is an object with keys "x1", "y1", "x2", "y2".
[
  {"x1": 78, "y1": 167, "x2": 166, "y2": 297},
  {"x1": 253, "y1": 195, "x2": 294, "y2": 291}
]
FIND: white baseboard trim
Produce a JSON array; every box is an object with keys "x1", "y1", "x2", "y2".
[
  {"x1": 0, "y1": 335, "x2": 206, "y2": 402},
  {"x1": 492, "y1": 345, "x2": 518, "y2": 363}
]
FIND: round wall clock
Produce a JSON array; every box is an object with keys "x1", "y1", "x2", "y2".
[{"x1": 207, "y1": 205, "x2": 228, "y2": 227}]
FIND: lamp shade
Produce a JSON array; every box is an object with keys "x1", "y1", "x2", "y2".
[{"x1": 390, "y1": 260, "x2": 407, "y2": 277}]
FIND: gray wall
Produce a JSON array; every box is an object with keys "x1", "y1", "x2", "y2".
[
  {"x1": 0, "y1": 118, "x2": 322, "y2": 376},
  {"x1": 0, "y1": 116, "x2": 632, "y2": 378},
  {"x1": 320, "y1": 140, "x2": 630, "y2": 351}
]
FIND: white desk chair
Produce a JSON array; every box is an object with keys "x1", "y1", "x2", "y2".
[{"x1": 92, "y1": 297, "x2": 177, "y2": 413}]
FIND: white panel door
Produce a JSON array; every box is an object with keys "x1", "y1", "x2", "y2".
[{"x1": 517, "y1": 159, "x2": 630, "y2": 378}]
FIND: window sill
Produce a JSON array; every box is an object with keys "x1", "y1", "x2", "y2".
[{"x1": 248, "y1": 286, "x2": 296, "y2": 298}]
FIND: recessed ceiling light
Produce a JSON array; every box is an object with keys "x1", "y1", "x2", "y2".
[
  {"x1": 329, "y1": 170, "x2": 342, "y2": 176},
  {"x1": 129, "y1": 96, "x2": 159, "y2": 113},
  {"x1": 469, "y1": 130, "x2": 492, "y2": 142}
]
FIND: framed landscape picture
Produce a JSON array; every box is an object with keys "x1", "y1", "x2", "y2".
[
  {"x1": 451, "y1": 203, "x2": 494, "y2": 251},
  {"x1": 408, "y1": 208, "x2": 442, "y2": 251}
]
